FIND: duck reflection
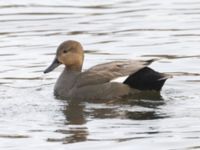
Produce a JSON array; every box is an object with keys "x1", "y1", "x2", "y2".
[
  {"x1": 59, "y1": 100, "x2": 88, "y2": 144},
  {"x1": 64, "y1": 100, "x2": 86, "y2": 125},
  {"x1": 60, "y1": 92, "x2": 166, "y2": 143}
]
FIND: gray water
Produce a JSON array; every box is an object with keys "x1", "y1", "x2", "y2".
[{"x1": 0, "y1": 0, "x2": 200, "y2": 150}]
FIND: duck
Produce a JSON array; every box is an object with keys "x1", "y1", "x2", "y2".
[{"x1": 44, "y1": 40, "x2": 171, "y2": 100}]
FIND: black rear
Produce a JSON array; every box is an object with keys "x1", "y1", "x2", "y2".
[{"x1": 123, "y1": 67, "x2": 168, "y2": 91}]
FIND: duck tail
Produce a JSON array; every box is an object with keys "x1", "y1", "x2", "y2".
[
  {"x1": 123, "y1": 67, "x2": 171, "y2": 91},
  {"x1": 143, "y1": 58, "x2": 160, "y2": 65}
]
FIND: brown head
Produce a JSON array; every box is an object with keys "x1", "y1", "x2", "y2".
[{"x1": 44, "y1": 40, "x2": 84, "y2": 73}]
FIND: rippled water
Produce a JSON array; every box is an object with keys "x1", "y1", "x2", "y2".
[{"x1": 0, "y1": 0, "x2": 200, "y2": 149}]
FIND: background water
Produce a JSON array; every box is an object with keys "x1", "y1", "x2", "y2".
[{"x1": 0, "y1": 0, "x2": 200, "y2": 150}]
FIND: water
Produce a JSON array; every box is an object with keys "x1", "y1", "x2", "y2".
[{"x1": 0, "y1": 0, "x2": 200, "y2": 149}]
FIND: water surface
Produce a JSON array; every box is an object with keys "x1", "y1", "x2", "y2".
[{"x1": 0, "y1": 0, "x2": 200, "y2": 150}]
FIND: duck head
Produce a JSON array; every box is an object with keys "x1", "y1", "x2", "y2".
[{"x1": 44, "y1": 40, "x2": 84, "y2": 73}]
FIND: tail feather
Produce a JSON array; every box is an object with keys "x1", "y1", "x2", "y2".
[
  {"x1": 123, "y1": 67, "x2": 170, "y2": 91},
  {"x1": 143, "y1": 58, "x2": 160, "y2": 65}
]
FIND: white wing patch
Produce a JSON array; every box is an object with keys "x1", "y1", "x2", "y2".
[{"x1": 110, "y1": 76, "x2": 128, "y2": 83}]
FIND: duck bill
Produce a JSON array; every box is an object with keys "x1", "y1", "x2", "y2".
[{"x1": 44, "y1": 58, "x2": 61, "y2": 74}]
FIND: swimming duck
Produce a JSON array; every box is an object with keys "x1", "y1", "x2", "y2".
[{"x1": 44, "y1": 40, "x2": 170, "y2": 100}]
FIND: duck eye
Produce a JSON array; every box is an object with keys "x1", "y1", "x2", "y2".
[{"x1": 63, "y1": 50, "x2": 67, "y2": 53}]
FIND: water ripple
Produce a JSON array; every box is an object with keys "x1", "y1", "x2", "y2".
[{"x1": 0, "y1": 0, "x2": 200, "y2": 150}]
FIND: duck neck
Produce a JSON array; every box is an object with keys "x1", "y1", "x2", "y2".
[{"x1": 65, "y1": 65, "x2": 82, "y2": 72}]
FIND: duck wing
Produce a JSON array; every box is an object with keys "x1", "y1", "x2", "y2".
[{"x1": 76, "y1": 59, "x2": 155, "y2": 88}]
